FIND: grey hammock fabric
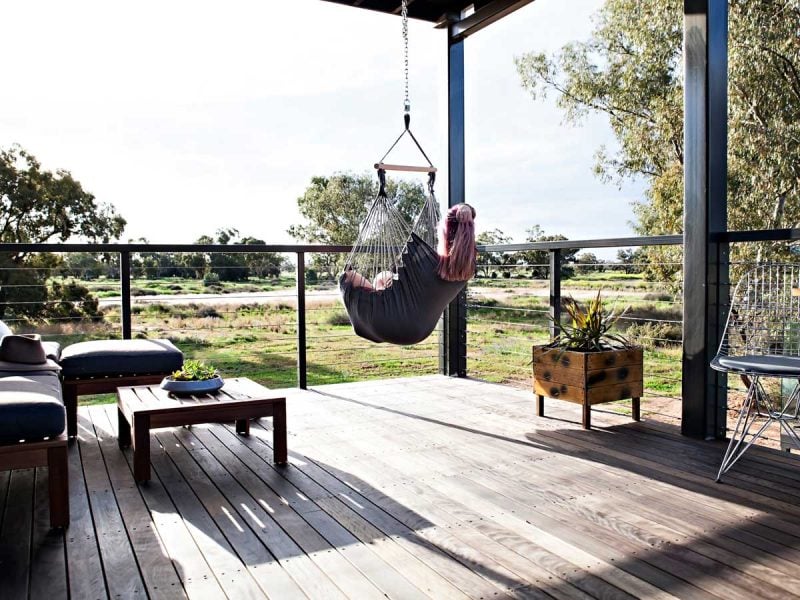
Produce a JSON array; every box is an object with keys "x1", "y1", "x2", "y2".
[{"x1": 340, "y1": 233, "x2": 467, "y2": 345}]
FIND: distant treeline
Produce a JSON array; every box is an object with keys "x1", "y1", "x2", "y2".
[{"x1": 60, "y1": 229, "x2": 292, "y2": 282}]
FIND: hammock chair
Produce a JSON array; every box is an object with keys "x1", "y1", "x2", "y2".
[
  {"x1": 339, "y1": 170, "x2": 468, "y2": 345},
  {"x1": 339, "y1": 0, "x2": 468, "y2": 345}
]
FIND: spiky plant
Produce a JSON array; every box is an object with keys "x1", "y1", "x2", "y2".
[{"x1": 553, "y1": 291, "x2": 631, "y2": 352}]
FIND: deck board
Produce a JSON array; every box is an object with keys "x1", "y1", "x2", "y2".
[{"x1": 4, "y1": 375, "x2": 800, "y2": 599}]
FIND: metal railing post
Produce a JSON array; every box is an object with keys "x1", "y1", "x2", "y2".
[
  {"x1": 120, "y1": 251, "x2": 132, "y2": 339},
  {"x1": 296, "y1": 252, "x2": 307, "y2": 389},
  {"x1": 549, "y1": 249, "x2": 561, "y2": 341},
  {"x1": 438, "y1": 315, "x2": 447, "y2": 375}
]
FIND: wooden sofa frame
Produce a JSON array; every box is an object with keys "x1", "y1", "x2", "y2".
[{"x1": 0, "y1": 435, "x2": 69, "y2": 528}]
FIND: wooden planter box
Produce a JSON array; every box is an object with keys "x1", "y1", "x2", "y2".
[{"x1": 533, "y1": 345, "x2": 643, "y2": 429}]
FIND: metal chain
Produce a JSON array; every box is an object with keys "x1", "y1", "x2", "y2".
[{"x1": 402, "y1": 0, "x2": 410, "y2": 115}]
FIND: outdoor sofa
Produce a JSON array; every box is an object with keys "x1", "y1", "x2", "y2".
[{"x1": 0, "y1": 320, "x2": 183, "y2": 528}]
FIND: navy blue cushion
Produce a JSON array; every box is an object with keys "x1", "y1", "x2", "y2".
[
  {"x1": 712, "y1": 354, "x2": 800, "y2": 376},
  {"x1": 0, "y1": 372, "x2": 65, "y2": 442},
  {"x1": 60, "y1": 339, "x2": 183, "y2": 378}
]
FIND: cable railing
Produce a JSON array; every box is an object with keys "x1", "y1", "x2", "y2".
[
  {"x1": 1, "y1": 232, "x2": 798, "y2": 446},
  {"x1": 466, "y1": 244, "x2": 686, "y2": 424},
  {"x1": 0, "y1": 245, "x2": 441, "y2": 390}
]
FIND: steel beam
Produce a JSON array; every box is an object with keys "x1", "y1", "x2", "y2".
[
  {"x1": 443, "y1": 0, "x2": 536, "y2": 40},
  {"x1": 681, "y1": 0, "x2": 729, "y2": 440}
]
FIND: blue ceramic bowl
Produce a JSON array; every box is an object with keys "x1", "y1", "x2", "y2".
[{"x1": 160, "y1": 375, "x2": 224, "y2": 395}]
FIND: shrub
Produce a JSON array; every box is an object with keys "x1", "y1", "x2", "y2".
[
  {"x1": 625, "y1": 322, "x2": 682, "y2": 348},
  {"x1": 145, "y1": 303, "x2": 173, "y2": 315},
  {"x1": 203, "y1": 272, "x2": 221, "y2": 286},
  {"x1": 643, "y1": 292, "x2": 674, "y2": 303},
  {"x1": 326, "y1": 311, "x2": 351, "y2": 326},
  {"x1": 197, "y1": 306, "x2": 221, "y2": 319}
]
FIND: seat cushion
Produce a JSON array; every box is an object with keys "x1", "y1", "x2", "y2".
[
  {"x1": 0, "y1": 372, "x2": 65, "y2": 443},
  {"x1": 42, "y1": 341, "x2": 61, "y2": 361},
  {"x1": 712, "y1": 354, "x2": 800, "y2": 376},
  {"x1": 60, "y1": 339, "x2": 183, "y2": 378}
]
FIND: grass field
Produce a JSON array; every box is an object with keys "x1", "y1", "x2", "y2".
[
  {"x1": 69, "y1": 275, "x2": 340, "y2": 298},
  {"x1": 29, "y1": 270, "x2": 689, "y2": 417}
]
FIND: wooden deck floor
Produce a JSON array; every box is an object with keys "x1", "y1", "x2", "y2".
[{"x1": 2, "y1": 376, "x2": 800, "y2": 599}]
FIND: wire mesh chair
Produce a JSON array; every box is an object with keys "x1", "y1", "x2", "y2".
[{"x1": 711, "y1": 263, "x2": 800, "y2": 482}]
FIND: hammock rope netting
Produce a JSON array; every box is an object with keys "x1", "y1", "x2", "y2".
[
  {"x1": 339, "y1": 171, "x2": 468, "y2": 345},
  {"x1": 337, "y1": 0, "x2": 468, "y2": 345}
]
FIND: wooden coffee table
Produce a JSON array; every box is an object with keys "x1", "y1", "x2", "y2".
[{"x1": 117, "y1": 377, "x2": 287, "y2": 482}]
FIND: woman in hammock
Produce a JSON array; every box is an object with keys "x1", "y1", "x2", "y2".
[{"x1": 344, "y1": 202, "x2": 477, "y2": 290}]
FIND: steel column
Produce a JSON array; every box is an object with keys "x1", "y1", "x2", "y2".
[
  {"x1": 549, "y1": 250, "x2": 561, "y2": 341},
  {"x1": 296, "y1": 252, "x2": 307, "y2": 389},
  {"x1": 681, "y1": 0, "x2": 728, "y2": 439},
  {"x1": 120, "y1": 251, "x2": 132, "y2": 340},
  {"x1": 442, "y1": 20, "x2": 468, "y2": 377}
]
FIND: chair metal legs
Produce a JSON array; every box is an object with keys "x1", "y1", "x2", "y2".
[{"x1": 717, "y1": 376, "x2": 800, "y2": 482}]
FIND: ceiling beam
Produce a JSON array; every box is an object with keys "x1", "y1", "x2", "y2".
[{"x1": 440, "y1": 0, "x2": 536, "y2": 39}]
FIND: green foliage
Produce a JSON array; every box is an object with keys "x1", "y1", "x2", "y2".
[
  {"x1": 203, "y1": 272, "x2": 221, "y2": 286},
  {"x1": 575, "y1": 252, "x2": 603, "y2": 275},
  {"x1": 519, "y1": 226, "x2": 577, "y2": 279},
  {"x1": 0, "y1": 145, "x2": 126, "y2": 244},
  {"x1": 288, "y1": 172, "x2": 428, "y2": 277},
  {"x1": 616, "y1": 248, "x2": 647, "y2": 274},
  {"x1": 171, "y1": 359, "x2": 218, "y2": 381},
  {"x1": 476, "y1": 229, "x2": 514, "y2": 278},
  {"x1": 516, "y1": 0, "x2": 800, "y2": 278},
  {"x1": 239, "y1": 236, "x2": 285, "y2": 278},
  {"x1": 61, "y1": 252, "x2": 119, "y2": 280},
  {"x1": 325, "y1": 311, "x2": 352, "y2": 326},
  {"x1": 0, "y1": 146, "x2": 125, "y2": 322},
  {"x1": 554, "y1": 292, "x2": 630, "y2": 351},
  {"x1": 131, "y1": 230, "x2": 287, "y2": 282}
]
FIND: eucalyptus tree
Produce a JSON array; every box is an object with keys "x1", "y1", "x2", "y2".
[
  {"x1": 0, "y1": 145, "x2": 125, "y2": 321},
  {"x1": 516, "y1": 0, "x2": 800, "y2": 278},
  {"x1": 289, "y1": 172, "x2": 428, "y2": 278}
]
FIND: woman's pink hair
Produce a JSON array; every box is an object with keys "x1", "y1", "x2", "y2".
[{"x1": 437, "y1": 203, "x2": 477, "y2": 281}]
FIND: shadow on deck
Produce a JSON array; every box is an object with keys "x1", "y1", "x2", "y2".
[{"x1": 1, "y1": 375, "x2": 799, "y2": 599}]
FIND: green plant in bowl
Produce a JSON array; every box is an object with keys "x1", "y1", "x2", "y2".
[{"x1": 170, "y1": 360, "x2": 218, "y2": 381}]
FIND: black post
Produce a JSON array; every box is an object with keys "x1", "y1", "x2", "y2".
[
  {"x1": 120, "y1": 251, "x2": 132, "y2": 340},
  {"x1": 443, "y1": 19, "x2": 468, "y2": 377},
  {"x1": 681, "y1": 0, "x2": 728, "y2": 439},
  {"x1": 296, "y1": 252, "x2": 307, "y2": 389},
  {"x1": 549, "y1": 249, "x2": 561, "y2": 341}
]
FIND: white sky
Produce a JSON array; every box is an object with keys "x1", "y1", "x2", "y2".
[{"x1": 0, "y1": 0, "x2": 644, "y2": 247}]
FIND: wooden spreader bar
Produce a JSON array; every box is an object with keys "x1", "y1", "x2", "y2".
[{"x1": 374, "y1": 162, "x2": 437, "y2": 173}]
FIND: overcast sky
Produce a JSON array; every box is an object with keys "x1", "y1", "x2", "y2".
[{"x1": 0, "y1": 0, "x2": 644, "y2": 247}]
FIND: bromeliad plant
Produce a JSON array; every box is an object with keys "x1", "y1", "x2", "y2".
[
  {"x1": 553, "y1": 291, "x2": 630, "y2": 352},
  {"x1": 170, "y1": 359, "x2": 218, "y2": 381}
]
